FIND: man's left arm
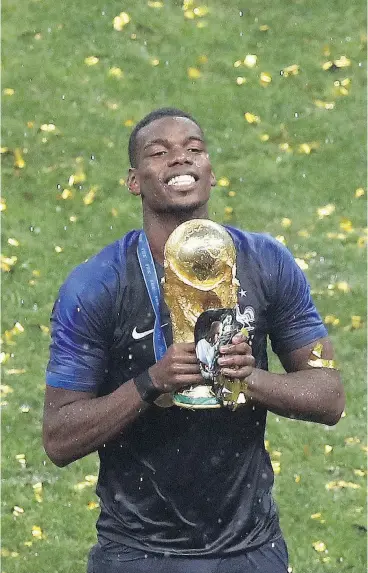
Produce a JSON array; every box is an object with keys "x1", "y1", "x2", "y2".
[{"x1": 219, "y1": 333, "x2": 345, "y2": 426}]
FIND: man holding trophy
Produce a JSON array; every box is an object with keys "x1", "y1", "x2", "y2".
[{"x1": 43, "y1": 108, "x2": 345, "y2": 572}]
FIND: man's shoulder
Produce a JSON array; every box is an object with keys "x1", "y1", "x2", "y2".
[
  {"x1": 59, "y1": 230, "x2": 140, "y2": 301},
  {"x1": 225, "y1": 226, "x2": 285, "y2": 259}
]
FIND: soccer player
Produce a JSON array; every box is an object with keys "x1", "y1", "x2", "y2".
[{"x1": 43, "y1": 108, "x2": 345, "y2": 573}]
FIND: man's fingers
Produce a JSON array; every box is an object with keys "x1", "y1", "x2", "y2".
[
  {"x1": 220, "y1": 367, "x2": 253, "y2": 380},
  {"x1": 219, "y1": 342, "x2": 252, "y2": 355},
  {"x1": 218, "y1": 354, "x2": 255, "y2": 368}
]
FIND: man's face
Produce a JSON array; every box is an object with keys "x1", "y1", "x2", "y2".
[{"x1": 128, "y1": 116, "x2": 216, "y2": 214}]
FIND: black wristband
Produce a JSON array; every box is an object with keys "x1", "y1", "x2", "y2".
[{"x1": 133, "y1": 370, "x2": 162, "y2": 404}]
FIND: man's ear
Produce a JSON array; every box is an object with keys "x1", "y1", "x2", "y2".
[
  {"x1": 127, "y1": 168, "x2": 141, "y2": 196},
  {"x1": 210, "y1": 171, "x2": 217, "y2": 188}
]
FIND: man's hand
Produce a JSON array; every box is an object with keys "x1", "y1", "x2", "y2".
[
  {"x1": 148, "y1": 343, "x2": 203, "y2": 393},
  {"x1": 217, "y1": 333, "x2": 255, "y2": 380}
]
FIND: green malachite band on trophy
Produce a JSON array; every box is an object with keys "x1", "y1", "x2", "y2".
[{"x1": 172, "y1": 394, "x2": 221, "y2": 409}]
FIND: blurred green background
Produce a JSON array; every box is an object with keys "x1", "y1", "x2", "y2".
[{"x1": 1, "y1": 0, "x2": 366, "y2": 571}]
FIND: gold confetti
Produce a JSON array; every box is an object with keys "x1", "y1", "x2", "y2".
[
  {"x1": 259, "y1": 133, "x2": 270, "y2": 142},
  {"x1": 187, "y1": 67, "x2": 201, "y2": 79},
  {"x1": 198, "y1": 55, "x2": 208, "y2": 64},
  {"x1": 7, "y1": 238, "x2": 19, "y2": 247},
  {"x1": 244, "y1": 112, "x2": 260, "y2": 124},
  {"x1": 68, "y1": 171, "x2": 86, "y2": 186},
  {"x1": 1, "y1": 548, "x2": 20, "y2": 557},
  {"x1": 317, "y1": 203, "x2": 335, "y2": 219},
  {"x1": 345, "y1": 436, "x2": 361, "y2": 445},
  {"x1": 311, "y1": 512, "x2": 322, "y2": 520},
  {"x1": 184, "y1": 10, "x2": 195, "y2": 19},
  {"x1": 298, "y1": 229, "x2": 310, "y2": 238},
  {"x1": 40, "y1": 123, "x2": 57, "y2": 132},
  {"x1": 244, "y1": 54, "x2": 257, "y2": 68},
  {"x1": 54, "y1": 245, "x2": 63, "y2": 253},
  {"x1": 314, "y1": 99, "x2": 335, "y2": 110},
  {"x1": 111, "y1": 208, "x2": 119, "y2": 217},
  {"x1": 259, "y1": 24, "x2": 270, "y2": 31},
  {"x1": 325, "y1": 480, "x2": 360, "y2": 490},
  {"x1": 14, "y1": 148, "x2": 25, "y2": 169},
  {"x1": 69, "y1": 215, "x2": 78, "y2": 223},
  {"x1": 0, "y1": 385, "x2": 13, "y2": 396},
  {"x1": 294, "y1": 258, "x2": 308, "y2": 270},
  {"x1": 271, "y1": 460, "x2": 281, "y2": 475},
  {"x1": 336, "y1": 281, "x2": 351, "y2": 292},
  {"x1": 5, "y1": 369, "x2": 26, "y2": 375},
  {"x1": 0, "y1": 197, "x2": 6, "y2": 211},
  {"x1": 0, "y1": 352, "x2": 10, "y2": 364},
  {"x1": 150, "y1": 58, "x2": 160, "y2": 66},
  {"x1": 353, "y1": 469, "x2": 366, "y2": 477},
  {"x1": 16, "y1": 453, "x2": 26, "y2": 468},
  {"x1": 124, "y1": 119, "x2": 134, "y2": 127},
  {"x1": 340, "y1": 218, "x2": 353, "y2": 232},
  {"x1": 312, "y1": 541, "x2": 327, "y2": 552},
  {"x1": 87, "y1": 501, "x2": 99, "y2": 510},
  {"x1": 276, "y1": 235, "x2": 286, "y2": 245},
  {"x1": 324, "y1": 444, "x2": 333, "y2": 454},
  {"x1": 228, "y1": 191, "x2": 236, "y2": 197},
  {"x1": 113, "y1": 12, "x2": 130, "y2": 31},
  {"x1": 233, "y1": 60, "x2": 242, "y2": 68},
  {"x1": 294, "y1": 474, "x2": 301, "y2": 483},
  {"x1": 83, "y1": 186, "x2": 98, "y2": 205},
  {"x1": 109, "y1": 67, "x2": 124, "y2": 78},
  {"x1": 324, "y1": 315, "x2": 340, "y2": 326},
  {"x1": 281, "y1": 64, "x2": 300, "y2": 77},
  {"x1": 39, "y1": 324, "x2": 50, "y2": 335},
  {"x1": 147, "y1": 0, "x2": 163, "y2": 7},
  {"x1": 279, "y1": 143, "x2": 292, "y2": 152},
  {"x1": 12, "y1": 505, "x2": 25, "y2": 517},
  {"x1": 31, "y1": 525, "x2": 45, "y2": 539},
  {"x1": 298, "y1": 142, "x2": 319, "y2": 154},
  {"x1": 326, "y1": 232, "x2": 346, "y2": 240},
  {"x1": 84, "y1": 56, "x2": 99, "y2": 66},
  {"x1": 260, "y1": 72, "x2": 272, "y2": 86},
  {"x1": 33, "y1": 482, "x2": 43, "y2": 503},
  {"x1": 350, "y1": 316, "x2": 363, "y2": 329},
  {"x1": 281, "y1": 218, "x2": 292, "y2": 228},
  {"x1": 74, "y1": 474, "x2": 98, "y2": 490},
  {"x1": 3, "y1": 88, "x2": 15, "y2": 96},
  {"x1": 224, "y1": 207, "x2": 233, "y2": 215},
  {"x1": 218, "y1": 177, "x2": 230, "y2": 187},
  {"x1": 355, "y1": 187, "x2": 365, "y2": 198},
  {"x1": 236, "y1": 76, "x2": 247, "y2": 85}
]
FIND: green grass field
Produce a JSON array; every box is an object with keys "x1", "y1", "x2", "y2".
[{"x1": 1, "y1": 0, "x2": 367, "y2": 571}]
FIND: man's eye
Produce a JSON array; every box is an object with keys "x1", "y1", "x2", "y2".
[
  {"x1": 151, "y1": 150, "x2": 167, "y2": 157},
  {"x1": 188, "y1": 147, "x2": 202, "y2": 153}
]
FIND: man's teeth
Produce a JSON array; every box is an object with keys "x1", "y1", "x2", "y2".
[{"x1": 167, "y1": 175, "x2": 195, "y2": 186}]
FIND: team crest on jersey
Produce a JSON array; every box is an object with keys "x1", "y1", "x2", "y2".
[{"x1": 235, "y1": 303, "x2": 255, "y2": 337}]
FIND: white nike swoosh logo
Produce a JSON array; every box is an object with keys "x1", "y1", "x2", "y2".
[{"x1": 132, "y1": 323, "x2": 168, "y2": 340}]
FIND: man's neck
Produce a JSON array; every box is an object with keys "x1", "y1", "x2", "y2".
[{"x1": 143, "y1": 207, "x2": 209, "y2": 264}]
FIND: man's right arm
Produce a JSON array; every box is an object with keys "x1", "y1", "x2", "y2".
[{"x1": 43, "y1": 342, "x2": 202, "y2": 467}]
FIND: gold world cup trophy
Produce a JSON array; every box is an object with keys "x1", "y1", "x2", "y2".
[{"x1": 162, "y1": 219, "x2": 249, "y2": 409}]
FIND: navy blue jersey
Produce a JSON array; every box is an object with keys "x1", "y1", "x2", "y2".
[{"x1": 46, "y1": 227, "x2": 327, "y2": 556}]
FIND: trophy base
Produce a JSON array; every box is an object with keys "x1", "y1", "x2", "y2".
[{"x1": 172, "y1": 385, "x2": 221, "y2": 409}]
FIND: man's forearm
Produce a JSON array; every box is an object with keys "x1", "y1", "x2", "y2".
[
  {"x1": 44, "y1": 380, "x2": 149, "y2": 467},
  {"x1": 247, "y1": 368, "x2": 345, "y2": 425}
]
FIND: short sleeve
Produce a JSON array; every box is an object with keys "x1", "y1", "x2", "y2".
[
  {"x1": 46, "y1": 264, "x2": 115, "y2": 393},
  {"x1": 267, "y1": 241, "x2": 327, "y2": 356}
]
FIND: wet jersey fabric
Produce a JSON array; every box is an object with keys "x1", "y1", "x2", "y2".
[{"x1": 46, "y1": 227, "x2": 327, "y2": 556}]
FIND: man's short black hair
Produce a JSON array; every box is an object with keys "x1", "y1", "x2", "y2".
[{"x1": 128, "y1": 107, "x2": 203, "y2": 167}]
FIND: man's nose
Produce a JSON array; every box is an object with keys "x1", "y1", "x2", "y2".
[{"x1": 167, "y1": 148, "x2": 193, "y2": 166}]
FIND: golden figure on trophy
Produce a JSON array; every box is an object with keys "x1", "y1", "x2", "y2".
[{"x1": 162, "y1": 219, "x2": 249, "y2": 409}]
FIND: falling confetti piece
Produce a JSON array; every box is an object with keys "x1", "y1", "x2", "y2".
[
  {"x1": 54, "y1": 246, "x2": 63, "y2": 253},
  {"x1": 20, "y1": 404, "x2": 30, "y2": 413},
  {"x1": 294, "y1": 474, "x2": 301, "y2": 483},
  {"x1": 150, "y1": 58, "x2": 160, "y2": 66},
  {"x1": 218, "y1": 177, "x2": 230, "y2": 187},
  {"x1": 69, "y1": 215, "x2": 78, "y2": 223},
  {"x1": 325, "y1": 480, "x2": 360, "y2": 490},
  {"x1": 14, "y1": 148, "x2": 25, "y2": 169},
  {"x1": 148, "y1": 0, "x2": 163, "y2": 7},
  {"x1": 298, "y1": 142, "x2": 319, "y2": 154},
  {"x1": 322, "y1": 55, "x2": 351, "y2": 70},
  {"x1": 317, "y1": 204, "x2": 335, "y2": 219},
  {"x1": 259, "y1": 24, "x2": 270, "y2": 31},
  {"x1": 5, "y1": 369, "x2": 26, "y2": 375},
  {"x1": 281, "y1": 218, "x2": 292, "y2": 228},
  {"x1": 271, "y1": 460, "x2": 281, "y2": 475},
  {"x1": 31, "y1": 525, "x2": 45, "y2": 539},
  {"x1": 279, "y1": 143, "x2": 292, "y2": 152},
  {"x1": 0, "y1": 352, "x2": 10, "y2": 364},
  {"x1": 12, "y1": 505, "x2": 25, "y2": 517},
  {"x1": 113, "y1": 12, "x2": 130, "y2": 31},
  {"x1": 83, "y1": 186, "x2": 98, "y2": 205},
  {"x1": 40, "y1": 123, "x2": 57, "y2": 132},
  {"x1": 33, "y1": 482, "x2": 43, "y2": 503},
  {"x1": 244, "y1": 54, "x2": 257, "y2": 68},
  {"x1": 224, "y1": 207, "x2": 233, "y2": 215},
  {"x1": 339, "y1": 218, "x2": 353, "y2": 232},
  {"x1": 15, "y1": 454, "x2": 26, "y2": 468},
  {"x1": 355, "y1": 187, "x2": 365, "y2": 198},
  {"x1": 259, "y1": 133, "x2": 270, "y2": 142},
  {"x1": 187, "y1": 67, "x2": 201, "y2": 79},
  {"x1": 281, "y1": 64, "x2": 300, "y2": 77},
  {"x1": 295, "y1": 258, "x2": 308, "y2": 270},
  {"x1": 84, "y1": 56, "x2": 99, "y2": 66},
  {"x1": 7, "y1": 238, "x2": 19, "y2": 247},
  {"x1": 198, "y1": 55, "x2": 208, "y2": 64},
  {"x1": 260, "y1": 72, "x2": 272, "y2": 86},
  {"x1": 276, "y1": 235, "x2": 286, "y2": 245},
  {"x1": 311, "y1": 512, "x2": 322, "y2": 519},
  {"x1": 350, "y1": 316, "x2": 363, "y2": 329},
  {"x1": 193, "y1": 6, "x2": 209, "y2": 17},
  {"x1": 108, "y1": 67, "x2": 124, "y2": 78},
  {"x1": 336, "y1": 281, "x2": 351, "y2": 293},
  {"x1": 0, "y1": 385, "x2": 13, "y2": 396},
  {"x1": 87, "y1": 501, "x2": 99, "y2": 510},
  {"x1": 233, "y1": 60, "x2": 242, "y2": 68},
  {"x1": 314, "y1": 99, "x2": 335, "y2": 110},
  {"x1": 244, "y1": 112, "x2": 260, "y2": 124},
  {"x1": 324, "y1": 445, "x2": 333, "y2": 454},
  {"x1": 324, "y1": 315, "x2": 340, "y2": 326},
  {"x1": 0, "y1": 197, "x2": 6, "y2": 211},
  {"x1": 312, "y1": 541, "x2": 327, "y2": 552},
  {"x1": 228, "y1": 191, "x2": 236, "y2": 197},
  {"x1": 3, "y1": 88, "x2": 15, "y2": 96},
  {"x1": 353, "y1": 469, "x2": 366, "y2": 477},
  {"x1": 236, "y1": 77, "x2": 246, "y2": 85},
  {"x1": 345, "y1": 436, "x2": 361, "y2": 445}
]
